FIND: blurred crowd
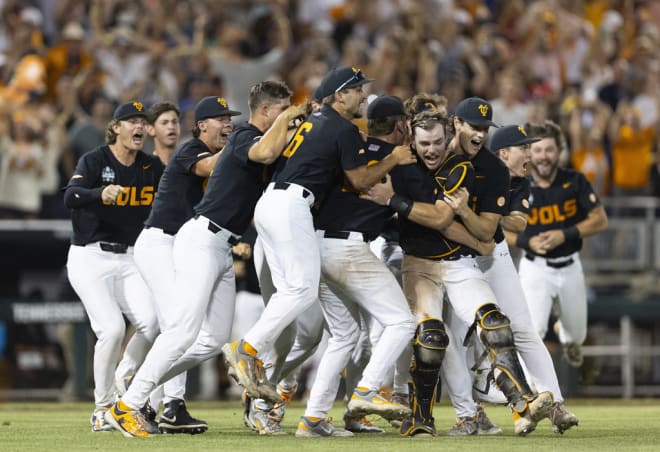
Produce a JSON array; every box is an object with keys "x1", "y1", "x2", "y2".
[{"x1": 0, "y1": 0, "x2": 659, "y2": 220}]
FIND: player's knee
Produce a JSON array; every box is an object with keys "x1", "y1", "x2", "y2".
[
  {"x1": 475, "y1": 303, "x2": 514, "y2": 349},
  {"x1": 412, "y1": 318, "x2": 449, "y2": 368}
]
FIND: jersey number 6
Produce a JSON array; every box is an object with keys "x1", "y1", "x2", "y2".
[{"x1": 283, "y1": 122, "x2": 313, "y2": 158}]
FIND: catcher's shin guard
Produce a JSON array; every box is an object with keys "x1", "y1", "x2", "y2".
[
  {"x1": 402, "y1": 318, "x2": 448, "y2": 436},
  {"x1": 473, "y1": 303, "x2": 534, "y2": 412}
]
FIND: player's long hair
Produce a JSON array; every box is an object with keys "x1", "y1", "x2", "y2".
[{"x1": 105, "y1": 120, "x2": 120, "y2": 144}]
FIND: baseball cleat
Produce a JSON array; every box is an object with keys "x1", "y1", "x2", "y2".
[
  {"x1": 389, "y1": 392, "x2": 409, "y2": 428},
  {"x1": 400, "y1": 413, "x2": 436, "y2": 438},
  {"x1": 475, "y1": 404, "x2": 502, "y2": 435},
  {"x1": 527, "y1": 391, "x2": 554, "y2": 423},
  {"x1": 104, "y1": 400, "x2": 151, "y2": 438},
  {"x1": 90, "y1": 406, "x2": 114, "y2": 432},
  {"x1": 346, "y1": 387, "x2": 411, "y2": 421},
  {"x1": 295, "y1": 416, "x2": 354, "y2": 438},
  {"x1": 513, "y1": 410, "x2": 536, "y2": 436},
  {"x1": 140, "y1": 401, "x2": 160, "y2": 434},
  {"x1": 158, "y1": 399, "x2": 208, "y2": 434},
  {"x1": 246, "y1": 399, "x2": 286, "y2": 436},
  {"x1": 343, "y1": 414, "x2": 384, "y2": 433},
  {"x1": 222, "y1": 341, "x2": 281, "y2": 404},
  {"x1": 446, "y1": 416, "x2": 478, "y2": 436},
  {"x1": 549, "y1": 402, "x2": 579, "y2": 434}
]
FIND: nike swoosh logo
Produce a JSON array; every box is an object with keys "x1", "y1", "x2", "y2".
[
  {"x1": 562, "y1": 182, "x2": 571, "y2": 188},
  {"x1": 160, "y1": 415, "x2": 176, "y2": 423},
  {"x1": 143, "y1": 164, "x2": 152, "y2": 170}
]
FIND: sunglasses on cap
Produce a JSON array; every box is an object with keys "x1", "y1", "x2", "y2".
[{"x1": 335, "y1": 69, "x2": 364, "y2": 93}]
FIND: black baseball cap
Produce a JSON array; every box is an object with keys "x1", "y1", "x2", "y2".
[
  {"x1": 367, "y1": 95, "x2": 405, "y2": 119},
  {"x1": 113, "y1": 101, "x2": 148, "y2": 121},
  {"x1": 194, "y1": 96, "x2": 241, "y2": 122},
  {"x1": 316, "y1": 66, "x2": 374, "y2": 99},
  {"x1": 455, "y1": 97, "x2": 498, "y2": 127},
  {"x1": 489, "y1": 125, "x2": 541, "y2": 151}
]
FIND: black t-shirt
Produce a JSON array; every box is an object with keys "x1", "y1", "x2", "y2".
[
  {"x1": 520, "y1": 168, "x2": 601, "y2": 257},
  {"x1": 469, "y1": 147, "x2": 510, "y2": 243},
  {"x1": 271, "y1": 105, "x2": 366, "y2": 204},
  {"x1": 313, "y1": 136, "x2": 395, "y2": 238},
  {"x1": 65, "y1": 145, "x2": 164, "y2": 246},
  {"x1": 195, "y1": 121, "x2": 270, "y2": 235},
  {"x1": 144, "y1": 138, "x2": 214, "y2": 233},
  {"x1": 393, "y1": 152, "x2": 475, "y2": 260}
]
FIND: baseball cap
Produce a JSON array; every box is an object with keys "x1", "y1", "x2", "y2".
[
  {"x1": 455, "y1": 97, "x2": 498, "y2": 127},
  {"x1": 367, "y1": 95, "x2": 405, "y2": 119},
  {"x1": 316, "y1": 66, "x2": 374, "y2": 99},
  {"x1": 489, "y1": 125, "x2": 541, "y2": 151},
  {"x1": 113, "y1": 101, "x2": 147, "y2": 121},
  {"x1": 194, "y1": 96, "x2": 242, "y2": 122}
]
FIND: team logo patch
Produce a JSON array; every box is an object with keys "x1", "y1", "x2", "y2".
[
  {"x1": 101, "y1": 166, "x2": 116, "y2": 183},
  {"x1": 217, "y1": 97, "x2": 228, "y2": 108},
  {"x1": 478, "y1": 104, "x2": 489, "y2": 117},
  {"x1": 522, "y1": 198, "x2": 530, "y2": 209},
  {"x1": 497, "y1": 196, "x2": 506, "y2": 207},
  {"x1": 589, "y1": 192, "x2": 597, "y2": 203},
  {"x1": 132, "y1": 101, "x2": 143, "y2": 112},
  {"x1": 368, "y1": 143, "x2": 380, "y2": 152}
]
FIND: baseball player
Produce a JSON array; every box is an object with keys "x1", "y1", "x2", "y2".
[
  {"x1": 63, "y1": 101, "x2": 162, "y2": 432},
  {"x1": 129, "y1": 98, "x2": 234, "y2": 434},
  {"x1": 364, "y1": 108, "x2": 500, "y2": 437},
  {"x1": 107, "y1": 82, "x2": 307, "y2": 438},
  {"x1": 294, "y1": 95, "x2": 416, "y2": 438},
  {"x1": 222, "y1": 67, "x2": 416, "y2": 409},
  {"x1": 467, "y1": 123, "x2": 579, "y2": 434},
  {"x1": 518, "y1": 121, "x2": 608, "y2": 367}
]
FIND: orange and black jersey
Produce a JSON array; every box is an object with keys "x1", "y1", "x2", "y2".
[
  {"x1": 195, "y1": 121, "x2": 270, "y2": 235},
  {"x1": 145, "y1": 138, "x2": 215, "y2": 234},
  {"x1": 519, "y1": 168, "x2": 600, "y2": 258},
  {"x1": 63, "y1": 145, "x2": 164, "y2": 246},
  {"x1": 314, "y1": 136, "x2": 395, "y2": 238},
  {"x1": 271, "y1": 105, "x2": 366, "y2": 204},
  {"x1": 469, "y1": 147, "x2": 510, "y2": 244},
  {"x1": 391, "y1": 151, "x2": 475, "y2": 260}
]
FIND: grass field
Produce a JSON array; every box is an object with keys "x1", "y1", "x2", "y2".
[{"x1": 1, "y1": 399, "x2": 660, "y2": 451}]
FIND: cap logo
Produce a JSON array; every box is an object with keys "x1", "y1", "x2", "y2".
[
  {"x1": 478, "y1": 104, "x2": 489, "y2": 117},
  {"x1": 518, "y1": 126, "x2": 527, "y2": 136},
  {"x1": 351, "y1": 67, "x2": 359, "y2": 73},
  {"x1": 132, "y1": 101, "x2": 143, "y2": 112},
  {"x1": 217, "y1": 97, "x2": 228, "y2": 108}
]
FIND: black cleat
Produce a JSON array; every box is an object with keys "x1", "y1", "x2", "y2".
[{"x1": 158, "y1": 399, "x2": 208, "y2": 434}]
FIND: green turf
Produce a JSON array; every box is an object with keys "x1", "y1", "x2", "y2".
[{"x1": 1, "y1": 399, "x2": 660, "y2": 451}]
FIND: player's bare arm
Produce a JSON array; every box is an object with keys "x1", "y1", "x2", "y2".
[
  {"x1": 501, "y1": 210, "x2": 529, "y2": 234},
  {"x1": 441, "y1": 221, "x2": 495, "y2": 256},
  {"x1": 445, "y1": 187, "x2": 500, "y2": 241},
  {"x1": 363, "y1": 175, "x2": 454, "y2": 231},
  {"x1": 192, "y1": 152, "x2": 222, "y2": 177},
  {"x1": 344, "y1": 145, "x2": 416, "y2": 192},
  {"x1": 248, "y1": 104, "x2": 310, "y2": 164}
]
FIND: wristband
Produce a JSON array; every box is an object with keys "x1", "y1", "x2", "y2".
[
  {"x1": 515, "y1": 234, "x2": 530, "y2": 249},
  {"x1": 388, "y1": 194, "x2": 413, "y2": 218},
  {"x1": 563, "y1": 225, "x2": 580, "y2": 241}
]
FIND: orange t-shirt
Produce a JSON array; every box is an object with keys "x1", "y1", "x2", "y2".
[
  {"x1": 571, "y1": 146, "x2": 610, "y2": 196},
  {"x1": 611, "y1": 125, "x2": 655, "y2": 190}
]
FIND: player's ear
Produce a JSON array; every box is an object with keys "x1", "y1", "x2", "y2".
[{"x1": 146, "y1": 124, "x2": 156, "y2": 137}]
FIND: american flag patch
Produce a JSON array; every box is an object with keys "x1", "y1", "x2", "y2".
[{"x1": 368, "y1": 143, "x2": 380, "y2": 152}]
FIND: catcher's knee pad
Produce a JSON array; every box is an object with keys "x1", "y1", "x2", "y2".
[
  {"x1": 412, "y1": 318, "x2": 449, "y2": 369},
  {"x1": 474, "y1": 304, "x2": 533, "y2": 409}
]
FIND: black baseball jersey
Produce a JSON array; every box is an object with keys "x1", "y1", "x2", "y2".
[
  {"x1": 63, "y1": 145, "x2": 164, "y2": 246},
  {"x1": 144, "y1": 138, "x2": 214, "y2": 233},
  {"x1": 392, "y1": 152, "x2": 475, "y2": 260},
  {"x1": 469, "y1": 147, "x2": 510, "y2": 243},
  {"x1": 520, "y1": 168, "x2": 601, "y2": 258},
  {"x1": 195, "y1": 121, "x2": 270, "y2": 235},
  {"x1": 493, "y1": 175, "x2": 531, "y2": 242},
  {"x1": 271, "y1": 105, "x2": 366, "y2": 204},
  {"x1": 314, "y1": 137, "x2": 395, "y2": 238}
]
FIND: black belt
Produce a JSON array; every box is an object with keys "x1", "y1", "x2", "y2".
[
  {"x1": 273, "y1": 182, "x2": 311, "y2": 198},
  {"x1": 144, "y1": 225, "x2": 176, "y2": 236},
  {"x1": 323, "y1": 230, "x2": 373, "y2": 242},
  {"x1": 524, "y1": 252, "x2": 574, "y2": 269},
  {"x1": 194, "y1": 215, "x2": 240, "y2": 245},
  {"x1": 99, "y1": 242, "x2": 129, "y2": 254}
]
